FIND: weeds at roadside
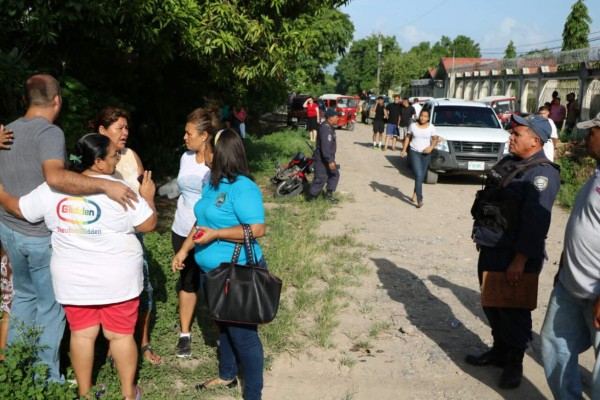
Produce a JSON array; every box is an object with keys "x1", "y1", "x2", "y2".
[
  {"x1": 369, "y1": 321, "x2": 391, "y2": 338},
  {"x1": 353, "y1": 340, "x2": 371, "y2": 350},
  {"x1": 339, "y1": 356, "x2": 357, "y2": 369},
  {"x1": 358, "y1": 301, "x2": 373, "y2": 314}
]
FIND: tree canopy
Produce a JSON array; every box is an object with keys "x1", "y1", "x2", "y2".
[
  {"x1": 504, "y1": 40, "x2": 517, "y2": 59},
  {"x1": 334, "y1": 35, "x2": 402, "y2": 95},
  {"x1": 0, "y1": 0, "x2": 353, "y2": 175},
  {"x1": 334, "y1": 34, "x2": 481, "y2": 96},
  {"x1": 562, "y1": 0, "x2": 592, "y2": 51}
]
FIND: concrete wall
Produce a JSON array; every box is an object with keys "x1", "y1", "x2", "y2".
[{"x1": 446, "y1": 63, "x2": 600, "y2": 120}]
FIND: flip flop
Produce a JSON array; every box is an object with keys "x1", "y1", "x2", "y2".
[{"x1": 141, "y1": 344, "x2": 162, "y2": 365}]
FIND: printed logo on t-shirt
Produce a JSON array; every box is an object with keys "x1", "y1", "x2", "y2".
[
  {"x1": 216, "y1": 193, "x2": 226, "y2": 206},
  {"x1": 57, "y1": 197, "x2": 101, "y2": 224}
]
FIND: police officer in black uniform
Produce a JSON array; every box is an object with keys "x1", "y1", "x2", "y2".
[
  {"x1": 466, "y1": 115, "x2": 560, "y2": 389},
  {"x1": 308, "y1": 109, "x2": 341, "y2": 203}
]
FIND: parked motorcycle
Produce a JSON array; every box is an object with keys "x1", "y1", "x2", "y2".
[{"x1": 271, "y1": 142, "x2": 315, "y2": 198}]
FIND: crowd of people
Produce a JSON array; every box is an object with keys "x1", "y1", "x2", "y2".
[
  {"x1": 1, "y1": 72, "x2": 598, "y2": 399},
  {"x1": 0, "y1": 74, "x2": 265, "y2": 399}
]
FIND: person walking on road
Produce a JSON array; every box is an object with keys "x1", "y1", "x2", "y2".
[
  {"x1": 308, "y1": 109, "x2": 341, "y2": 203},
  {"x1": 467, "y1": 114, "x2": 560, "y2": 389},
  {"x1": 400, "y1": 110, "x2": 438, "y2": 208},
  {"x1": 412, "y1": 98, "x2": 422, "y2": 121},
  {"x1": 372, "y1": 96, "x2": 385, "y2": 149},
  {"x1": 383, "y1": 95, "x2": 401, "y2": 151},
  {"x1": 399, "y1": 97, "x2": 416, "y2": 145},
  {"x1": 540, "y1": 113, "x2": 600, "y2": 400}
]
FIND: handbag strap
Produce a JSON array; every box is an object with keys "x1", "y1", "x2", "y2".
[{"x1": 230, "y1": 224, "x2": 257, "y2": 265}]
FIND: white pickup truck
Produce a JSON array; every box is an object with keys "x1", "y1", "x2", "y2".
[{"x1": 419, "y1": 99, "x2": 510, "y2": 184}]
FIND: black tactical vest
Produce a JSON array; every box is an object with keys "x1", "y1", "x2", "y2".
[{"x1": 471, "y1": 157, "x2": 559, "y2": 233}]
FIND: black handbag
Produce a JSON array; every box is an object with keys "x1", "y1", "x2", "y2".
[{"x1": 203, "y1": 224, "x2": 282, "y2": 324}]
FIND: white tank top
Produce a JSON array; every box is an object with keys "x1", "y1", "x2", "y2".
[{"x1": 114, "y1": 147, "x2": 141, "y2": 192}]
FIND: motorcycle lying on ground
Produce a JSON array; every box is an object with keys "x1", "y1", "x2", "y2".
[{"x1": 271, "y1": 141, "x2": 315, "y2": 198}]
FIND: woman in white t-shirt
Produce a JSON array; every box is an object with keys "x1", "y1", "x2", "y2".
[
  {"x1": 172, "y1": 108, "x2": 220, "y2": 357},
  {"x1": 0, "y1": 133, "x2": 156, "y2": 400},
  {"x1": 400, "y1": 110, "x2": 439, "y2": 208}
]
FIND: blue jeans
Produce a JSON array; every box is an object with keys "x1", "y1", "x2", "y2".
[
  {"x1": 408, "y1": 149, "x2": 432, "y2": 202},
  {"x1": 541, "y1": 281, "x2": 600, "y2": 400},
  {"x1": 0, "y1": 221, "x2": 65, "y2": 382},
  {"x1": 135, "y1": 232, "x2": 153, "y2": 313},
  {"x1": 218, "y1": 322, "x2": 263, "y2": 399},
  {"x1": 216, "y1": 257, "x2": 266, "y2": 400}
]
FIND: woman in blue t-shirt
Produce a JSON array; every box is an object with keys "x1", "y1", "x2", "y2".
[{"x1": 172, "y1": 128, "x2": 266, "y2": 400}]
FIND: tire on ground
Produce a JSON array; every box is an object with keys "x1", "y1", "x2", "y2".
[{"x1": 425, "y1": 169, "x2": 438, "y2": 184}]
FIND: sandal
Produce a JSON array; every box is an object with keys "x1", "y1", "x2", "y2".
[
  {"x1": 141, "y1": 344, "x2": 162, "y2": 365},
  {"x1": 195, "y1": 377, "x2": 238, "y2": 391}
]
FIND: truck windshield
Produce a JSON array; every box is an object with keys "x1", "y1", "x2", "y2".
[{"x1": 432, "y1": 105, "x2": 501, "y2": 129}]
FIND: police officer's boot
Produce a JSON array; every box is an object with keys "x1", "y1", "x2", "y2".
[
  {"x1": 325, "y1": 191, "x2": 339, "y2": 203},
  {"x1": 498, "y1": 347, "x2": 524, "y2": 389},
  {"x1": 465, "y1": 340, "x2": 507, "y2": 367}
]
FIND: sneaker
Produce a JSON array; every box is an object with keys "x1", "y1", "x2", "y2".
[{"x1": 176, "y1": 335, "x2": 192, "y2": 358}]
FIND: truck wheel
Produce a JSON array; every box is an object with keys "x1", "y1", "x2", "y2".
[
  {"x1": 425, "y1": 170, "x2": 438, "y2": 184},
  {"x1": 347, "y1": 123, "x2": 355, "y2": 131}
]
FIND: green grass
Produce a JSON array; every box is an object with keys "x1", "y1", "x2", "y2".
[
  {"x1": 2, "y1": 128, "x2": 369, "y2": 398},
  {"x1": 369, "y1": 321, "x2": 391, "y2": 339},
  {"x1": 56, "y1": 128, "x2": 370, "y2": 398},
  {"x1": 555, "y1": 146, "x2": 596, "y2": 209}
]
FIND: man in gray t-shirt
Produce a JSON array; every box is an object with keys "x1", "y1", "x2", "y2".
[
  {"x1": 541, "y1": 112, "x2": 600, "y2": 399},
  {"x1": 0, "y1": 74, "x2": 137, "y2": 382},
  {"x1": 0, "y1": 117, "x2": 65, "y2": 236}
]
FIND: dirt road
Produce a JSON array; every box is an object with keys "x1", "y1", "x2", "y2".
[{"x1": 262, "y1": 122, "x2": 593, "y2": 400}]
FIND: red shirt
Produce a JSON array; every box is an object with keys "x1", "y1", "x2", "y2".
[{"x1": 306, "y1": 103, "x2": 319, "y2": 117}]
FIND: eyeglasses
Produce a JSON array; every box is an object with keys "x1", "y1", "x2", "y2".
[{"x1": 110, "y1": 151, "x2": 122, "y2": 160}]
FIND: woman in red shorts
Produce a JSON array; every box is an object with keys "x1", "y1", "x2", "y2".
[{"x1": 0, "y1": 133, "x2": 156, "y2": 400}]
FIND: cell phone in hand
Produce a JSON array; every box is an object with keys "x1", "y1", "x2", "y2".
[{"x1": 193, "y1": 229, "x2": 204, "y2": 240}]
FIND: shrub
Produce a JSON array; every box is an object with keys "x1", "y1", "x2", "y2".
[{"x1": 0, "y1": 322, "x2": 77, "y2": 399}]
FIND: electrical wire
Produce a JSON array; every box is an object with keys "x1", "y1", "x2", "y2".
[
  {"x1": 396, "y1": 0, "x2": 450, "y2": 30},
  {"x1": 479, "y1": 30, "x2": 600, "y2": 52},
  {"x1": 480, "y1": 36, "x2": 600, "y2": 56}
]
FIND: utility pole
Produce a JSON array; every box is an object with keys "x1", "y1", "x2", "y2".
[{"x1": 376, "y1": 35, "x2": 382, "y2": 94}]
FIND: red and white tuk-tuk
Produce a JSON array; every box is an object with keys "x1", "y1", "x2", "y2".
[
  {"x1": 475, "y1": 96, "x2": 520, "y2": 123},
  {"x1": 319, "y1": 94, "x2": 357, "y2": 130}
]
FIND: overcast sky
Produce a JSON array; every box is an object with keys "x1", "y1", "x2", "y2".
[{"x1": 339, "y1": 0, "x2": 600, "y2": 57}]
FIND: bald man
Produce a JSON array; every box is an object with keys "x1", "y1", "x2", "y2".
[{"x1": 0, "y1": 74, "x2": 137, "y2": 382}]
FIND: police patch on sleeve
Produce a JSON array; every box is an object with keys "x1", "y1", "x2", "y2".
[
  {"x1": 533, "y1": 176, "x2": 549, "y2": 192},
  {"x1": 327, "y1": 134, "x2": 332, "y2": 141}
]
